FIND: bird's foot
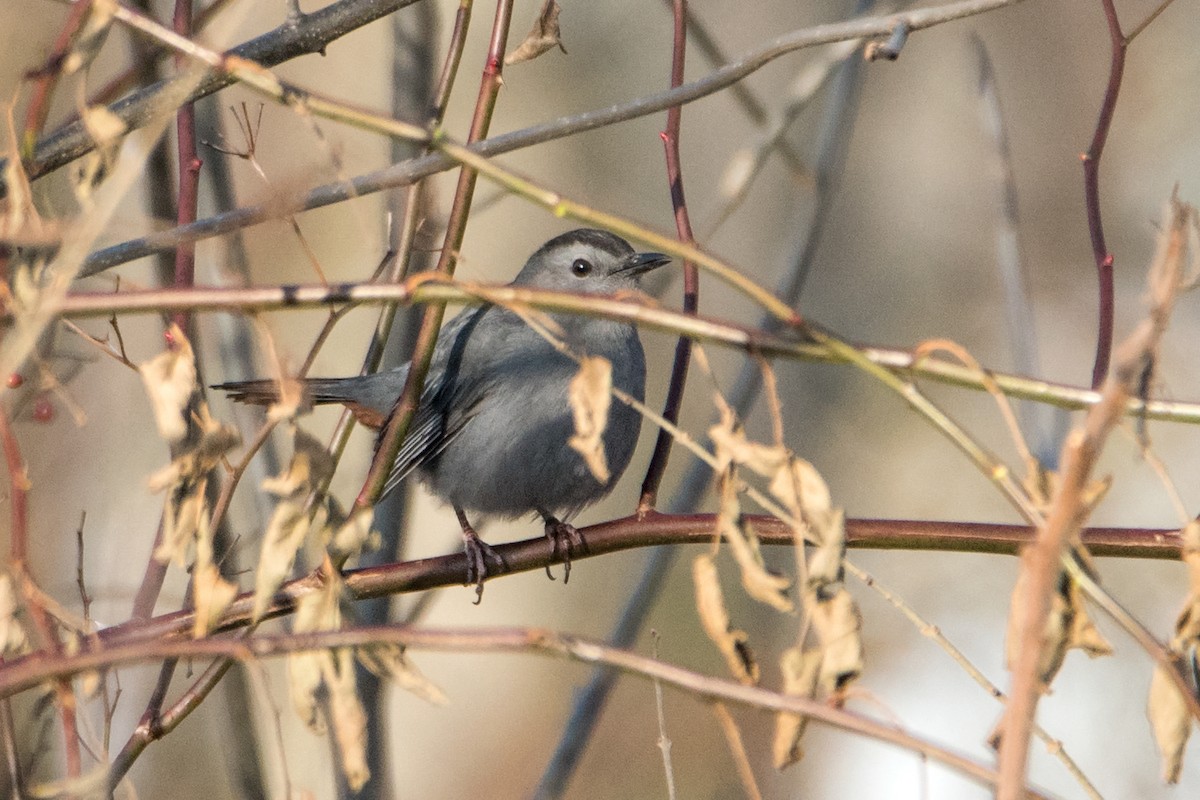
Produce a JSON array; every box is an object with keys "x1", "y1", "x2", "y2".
[
  {"x1": 542, "y1": 515, "x2": 587, "y2": 583},
  {"x1": 461, "y1": 525, "x2": 506, "y2": 604}
]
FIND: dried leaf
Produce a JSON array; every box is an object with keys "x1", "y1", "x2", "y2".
[
  {"x1": 253, "y1": 430, "x2": 338, "y2": 621},
  {"x1": 505, "y1": 0, "x2": 567, "y2": 65},
  {"x1": 152, "y1": 477, "x2": 208, "y2": 567},
  {"x1": 326, "y1": 507, "x2": 377, "y2": 566},
  {"x1": 192, "y1": 561, "x2": 237, "y2": 639},
  {"x1": 717, "y1": 478, "x2": 792, "y2": 612},
  {"x1": 358, "y1": 644, "x2": 448, "y2": 706},
  {"x1": 709, "y1": 405, "x2": 788, "y2": 477},
  {"x1": 806, "y1": 509, "x2": 846, "y2": 592},
  {"x1": 81, "y1": 105, "x2": 126, "y2": 157},
  {"x1": 254, "y1": 498, "x2": 314, "y2": 622},
  {"x1": 772, "y1": 646, "x2": 821, "y2": 769},
  {"x1": 288, "y1": 579, "x2": 344, "y2": 730},
  {"x1": 148, "y1": 407, "x2": 240, "y2": 566},
  {"x1": 567, "y1": 356, "x2": 612, "y2": 483},
  {"x1": 1148, "y1": 664, "x2": 1190, "y2": 783},
  {"x1": 139, "y1": 324, "x2": 198, "y2": 443},
  {"x1": 0, "y1": 574, "x2": 29, "y2": 657},
  {"x1": 327, "y1": 646, "x2": 370, "y2": 791},
  {"x1": 811, "y1": 587, "x2": 864, "y2": 691},
  {"x1": 61, "y1": 0, "x2": 116, "y2": 76},
  {"x1": 693, "y1": 553, "x2": 758, "y2": 684}
]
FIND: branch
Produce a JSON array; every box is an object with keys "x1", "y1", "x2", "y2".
[
  {"x1": 640, "y1": 0, "x2": 699, "y2": 509},
  {"x1": 1081, "y1": 0, "x2": 1126, "y2": 388},
  {"x1": 79, "y1": 0, "x2": 1027, "y2": 277},
  {"x1": 80, "y1": 514, "x2": 1180, "y2": 651},
  {"x1": 46, "y1": 280, "x2": 1200, "y2": 425},
  {"x1": 0, "y1": 625, "x2": 1050, "y2": 798},
  {"x1": 15, "y1": 0, "x2": 428, "y2": 185}
]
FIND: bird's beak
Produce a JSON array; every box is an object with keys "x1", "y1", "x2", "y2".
[{"x1": 613, "y1": 251, "x2": 671, "y2": 277}]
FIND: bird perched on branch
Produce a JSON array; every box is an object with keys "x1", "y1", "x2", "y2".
[{"x1": 216, "y1": 229, "x2": 670, "y2": 601}]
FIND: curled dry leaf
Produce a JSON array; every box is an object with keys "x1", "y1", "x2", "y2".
[
  {"x1": 326, "y1": 507, "x2": 377, "y2": 567},
  {"x1": 1148, "y1": 520, "x2": 1200, "y2": 782},
  {"x1": 327, "y1": 646, "x2": 370, "y2": 791},
  {"x1": 253, "y1": 429, "x2": 339, "y2": 621},
  {"x1": 1149, "y1": 664, "x2": 1191, "y2": 784},
  {"x1": 1005, "y1": 550, "x2": 1112, "y2": 689},
  {"x1": 148, "y1": 406, "x2": 240, "y2": 567},
  {"x1": 717, "y1": 479, "x2": 792, "y2": 612},
  {"x1": 286, "y1": 577, "x2": 369, "y2": 790},
  {"x1": 504, "y1": 0, "x2": 567, "y2": 65},
  {"x1": 772, "y1": 646, "x2": 821, "y2": 770},
  {"x1": 139, "y1": 324, "x2": 198, "y2": 443},
  {"x1": 811, "y1": 587, "x2": 864, "y2": 691},
  {"x1": 192, "y1": 561, "x2": 237, "y2": 639},
  {"x1": 60, "y1": 0, "x2": 117, "y2": 76},
  {"x1": 0, "y1": 574, "x2": 29, "y2": 657},
  {"x1": 567, "y1": 356, "x2": 612, "y2": 483},
  {"x1": 358, "y1": 644, "x2": 448, "y2": 706},
  {"x1": 693, "y1": 553, "x2": 759, "y2": 685},
  {"x1": 288, "y1": 578, "x2": 344, "y2": 731}
]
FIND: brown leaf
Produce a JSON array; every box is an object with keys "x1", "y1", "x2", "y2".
[
  {"x1": 567, "y1": 356, "x2": 612, "y2": 483},
  {"x1": 358, "y1": 644, "x2": 448, "y2": 706},
  {"x1": 811, "y1": 587, "x2": 864, "y2": 692},
  {"x1": 772, "y1": 646, "x2": 821, "y2": 770},
  {"x1": 192, "y1": 561, "x2": 237, "y2": 639},
  {"x1": 253, "y1": 430, "x2": 339, "y2": 621},
  {"x1": 504, "y1": 0, "x2": 567, "y2": 65},
  {"x1": 139, "y1": 324, "x2": 198, "y2": 442},
  {"x1": 1148, "y1": 664, "x2": 1190, "y2": 783},
  {"x1": 716, "y1": 479, "x2": 792, "y2": 612},
  {"x1": 0, "y1": 575, "x2": 29, "y2": 657},
  {"x1": 327, "y1": 646, "x2": 370, "y2": 791},
  {"x1": 693, "y1": 553, "x2": 758, "y2": 684}
]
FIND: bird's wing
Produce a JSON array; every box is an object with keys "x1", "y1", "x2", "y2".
[{"x1": 377, "y1": 307, "x2": 494, "y2": 499}]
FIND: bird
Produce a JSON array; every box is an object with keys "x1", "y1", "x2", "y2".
[{"x1": 215, "y1": 228, "x2": 670, "y2": 601}]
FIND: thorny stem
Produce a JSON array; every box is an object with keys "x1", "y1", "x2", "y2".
[
  {"x1": 1082, "y1": 0, "x2": 1125, "y2": 389},
  {"x1": 356, "y1": 0, "x2": 513, "y2": 507},
  {"x1": 640, "y1": 0, "x2": 699, "y2": 510}
]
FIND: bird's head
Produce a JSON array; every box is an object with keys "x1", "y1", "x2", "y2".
[{"x1": 512, "y1": 229, "x2": 671, "y2": 295}]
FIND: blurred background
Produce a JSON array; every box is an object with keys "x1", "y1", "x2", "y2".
[{"x1": 4, "y1": 0, "x2": 1200, "y2": 797}]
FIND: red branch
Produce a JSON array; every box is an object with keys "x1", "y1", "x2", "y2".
[
  {"x1": 1081, "y1": 0, "x2": 1126, "y2": 388},
  {"x1": 639, "y1": 0, "x2": 700, "y2": 509}
]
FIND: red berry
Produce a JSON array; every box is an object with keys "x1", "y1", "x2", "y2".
[
  {"x1": 6, "y1": 373, "x2": 22, "y2": 389},
  {"x1": 32, "y1": 397, "x2": 53, "y2": 423}
]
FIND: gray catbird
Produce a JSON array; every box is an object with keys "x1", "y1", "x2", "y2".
[{"x1": 216, "y1": 229, "x2": 669, "y2": 599}]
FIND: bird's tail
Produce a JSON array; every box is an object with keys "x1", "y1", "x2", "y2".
[
  {"x1": 213, "y1": 376, "x2": 391, "y2": 428},
  {"x1": 213, "y1": 377, "x2": 358, "y2": 407}
]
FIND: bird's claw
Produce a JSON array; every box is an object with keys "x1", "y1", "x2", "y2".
[
  {"x1": 463, "y1": 528, "x2": 506, "y2": 604},
  {"x1": 543, "y1": 516, "x2": 587, "y2": 583}
]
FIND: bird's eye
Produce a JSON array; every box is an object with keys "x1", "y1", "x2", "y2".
[{"x1": 571, "y1": 258, "x2": 593, "y2": 277}]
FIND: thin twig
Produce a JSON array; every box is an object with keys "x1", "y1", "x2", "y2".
[
  {"x1": 650, "y1": 632, "x2": 677, "y2": 800},
  {"x1": 639, "y1": 0, "x2": 699, "y2": 509},
  {"x1": 0, "y1": 626, "x2": 1050, "y2": 798},
  {"x1": 49, "y1": 279, "x2": 1200, "y2": 425},
  {"x1": 1081, "y1": 0, "x2": 1126, "y2": 388},
  {"x1": 997, "y1": 198, "x2": 1192, "y2": 799},
  {"x1": 78, "y1": 0, "x2": 1028, "y2": 278}
]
